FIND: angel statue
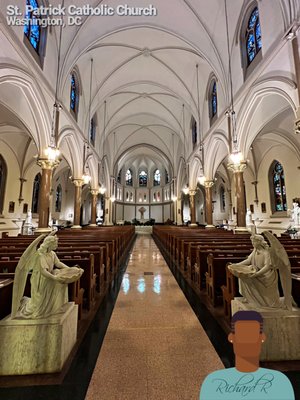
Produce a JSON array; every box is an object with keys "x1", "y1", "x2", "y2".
[
  {"x1": 11, "y1": 234, "x2": 84, "y2": 319},
  {"x1": 228, "y1": 232, "x2": 296, "y2": 310}
]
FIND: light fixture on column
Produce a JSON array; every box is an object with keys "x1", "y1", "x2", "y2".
[
  {"x1": 181, "y1": 104, "x2": 190, "y2": 195},
  {"x1": 43, "y1": 12, "x2": 65, "y2": 168},
  {"x1": 81, "y1": 58, "x2": 94, "y2": 185},
  {"x1": 198, "y1": 175, "x2": 206, "y2": 186},
  {"x1": 224, "y1": 0, "x2": 246, "y2": 170},
  {"x1": 99, "y1": 100, "x2": 107, "y2": 194},
  {"x1": 81, "y1": 139, "x2": 91, "y2": 184}
]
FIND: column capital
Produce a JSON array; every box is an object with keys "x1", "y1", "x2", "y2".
[
  {"x1": 189, "y1": 189, "x2": 197, "y2": 196},
  {"x1": 73, "y1": 178, "x2": 84, "y2": 187},
  {"x1": 204, "y1": 180, "x2": 215, "y2": 189},
  {"x1": 227, "y1": 161, "x2": 247, "y2": 173},
  {"x1": 37, "y1": 158, "x2": 59, "y2": 170},
  {"x1": 90, "y1": 189, "x2": 99, "y2": 196}
]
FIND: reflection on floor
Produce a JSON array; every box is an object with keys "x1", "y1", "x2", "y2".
[
  {"x1": 85, "y1": 235, "x2": 223, "y2": 399},
  {"x1": 1, "y1": 234, "x2": 299, "y2": 399}
]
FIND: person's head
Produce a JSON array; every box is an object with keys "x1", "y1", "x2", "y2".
[
  {"x1": 250, "y1": 234, "x2": 268, "y2": 250},
  {"x1": 40, "y1": 235, "x2": 58, "y2": 252},
  {"x1": 228, "y1": 311, "x2": 266, "y2": 359}
]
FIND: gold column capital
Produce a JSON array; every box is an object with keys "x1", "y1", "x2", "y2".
[
  {"x1": 37, "y1": 158, "x2": 59, "y2": 170},
  {"x1": 227, "y1": 161, "x2": 247, "y2": 173},
  {"x1": 189, "y1": 189, "x2": 197, "y2": 196},
  {"x1": 90, "y1": 189, "x2": 99, "y2": 196},
  {"x1": 204, "y1": 180, "x2": 215, "y2": 189},
  {"x1": 73, "y1": 178, "x2": 84, "y2": 187}
]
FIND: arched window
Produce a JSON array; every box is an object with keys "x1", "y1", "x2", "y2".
[
  {"x1": 191, "y1": 117, "x2": 197, "y2": 147},
  {"x1": 0, "y1": 155, "x2": 7, "y2": 215},
  {"x1": 154, "y1": 169, "x2": 161, "y2": 186},
  {"x1": 209, "y1": 80, "x2": 217, "y2": 123},
  {"x1": 245, "y1": 7, "x2": 262, "y2": 66},
  {"x1": 70, "y1": 73, "x2": 79, "y2": 118},
  {"x1": 126, "y1": 169, "x2": 133, "y2": 186},
  {"x1": 220, "y1": 186, "x2": 226, "y2": 212},
  {"x1": 270, "y1": 161, "x2": 287, "y2": 212},
  {"x1": 117, "y1": 169, "x2": 122, "y2": 184},
  {"x1": 165, "y1": 169, "x2": 170, "y2": 184},
  {"x1": 55, "y1": 184, "x2": 62, "y2": 213},
  {"x1": 139, "y1": 171, "x2": 147, "y2": 187},
  {"x1": 24, "y1": 0, "x2": 41, "y2": 53},
  {"x1": 31, "y1": 173, "x2": 41, "y2": 213},
  {"x1": 90, "y1": 117, "x2": 96, "y2": 147}
]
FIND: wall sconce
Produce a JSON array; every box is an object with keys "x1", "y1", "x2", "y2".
[{"x1": 198, "y1": 176, "x2": 206, "y2": 186}]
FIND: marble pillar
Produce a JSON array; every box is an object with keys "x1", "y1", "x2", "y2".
[
  {"x1": 189, "y1": 190, "x2": 197, "y2": 227},
  {"x1": 36, "y1": 159, "x2": 56, "y2": 232},
  {"x1": 204, "y1": 180, "x2": 214, "y2": 228},
  {"x1": 0, "y1": 303, "x2": 78, "y2": 375},
  {"x1": 228, "y1": 161, "x2": 247, "y2": 232},
  {"x1": 72, "y1": 179, "x2": 83, "y2": 229},
  {"x1": 90, "y1": 189, "x2": 98, "y2": 227}
]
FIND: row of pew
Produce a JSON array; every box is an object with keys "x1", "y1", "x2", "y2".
[
  {"x1": 153, "y1": 226, "x2": 300, "y2": 320},
  {"x1": 0, "y1": 226, "x2": 136, "y2": 320}
]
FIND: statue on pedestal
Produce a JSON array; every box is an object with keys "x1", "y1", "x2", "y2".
[
  {"x1": 291, "y1": 198, "x2": 300, "y2": 227},
  {"x1": 22, "y1": 210, "x2": 33, "y2": 235},
  {"x1": 11, "y1": 234, "x2": 84, "y2": 319},
  {"x1": 138, "y1": 206, "x2": 146, "y2": 221},
  {"x1": 228, "y1": 231, "x2": 296, "y2": 310}
]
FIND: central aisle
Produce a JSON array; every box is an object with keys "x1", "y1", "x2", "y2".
[{"x1": 85, "y1": 235, "x2": 224, "y2": 399}]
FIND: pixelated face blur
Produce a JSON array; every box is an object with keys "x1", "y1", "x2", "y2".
[{"x1": 229, "y1": 321, "x2": 265, "y2": 357}]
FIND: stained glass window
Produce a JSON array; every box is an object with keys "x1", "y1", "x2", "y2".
[
  {"x1": 0, "y1": 155, "x2": 7, "y2": 215},
  {"x1": 117, "y1": 169, "x2": 122, "y2": 184},
  {"x1": 154, "y1": 169, "x2": 161, "y2": 186},
  {"x1": 24, "y1": 0, "x2": 41, "y2": 53},
  {"x1": 55, "y1": 184, "x2": 62, "y2": 212},
  {"x1": 272, "y1": 162, "x2": 287, "y2": 212},
  {"x1": 192, "y1": 117, "x2": 197, "y2": 147},
  {"x1": 126, "y1": 169, "x2": 133, "y2": 186},
  {"x1": 165, "y1": 169, "x2": 170, "y2": 184},
  {"x1": 246, "y1": 7, "x2": 262, "y2": 65},
  {"x1": 220, "y1": 186, "x2": 225, "y2": 212},
  {"x1": 32, "y1": 173, "x2": 41, "y2": 213},
  {"x1": 70, "y1": 74, "x2": 78, "y2": 113},
  {"x1": 139, "y1": 171, "x2": 147, "y2": 187},
  {"x1": 90, "y1": 117, "x2": 96, "y2": 146},
  {"x1": 211, "y1": 81, "x2": 217, "y2": 118}
]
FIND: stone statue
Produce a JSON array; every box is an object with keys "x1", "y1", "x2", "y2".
[
  {"x1": 228, "y1": 232, "x2": 295, "y2": 310},
  {"x1": 245, "y1": 208, "x2": 252, "y2": 225},
  {"x1": 11, "y1": 234, "x2": 84, "y2": 319},
  {"x1": 292, "y1": 198, "x2": 300, "y2": 227},
  {"x1": 22, "y1": 209, "x2": 33, "y2": 235}
]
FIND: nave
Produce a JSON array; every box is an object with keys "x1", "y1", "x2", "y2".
[
  {"x1": 0, "y1": 234, "x2": 226, "y2": 400},
  {"x1": 0, "y1": 231, "x2": 300, "y2": 399}
]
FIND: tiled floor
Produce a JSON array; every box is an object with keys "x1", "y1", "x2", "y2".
[{"x1": 85, "y1": 235, "x2": 223, "y2": 400}]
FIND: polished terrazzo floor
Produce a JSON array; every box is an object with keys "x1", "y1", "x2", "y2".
[{"x1": 85, "y1": 235, "x2": 223, "y2": 400}]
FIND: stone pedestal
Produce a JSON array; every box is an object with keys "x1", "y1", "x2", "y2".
[
  {"x1": 232, "y1": 298, "x2": 300, "y2": 361},
  {"x1": 0, "y1": 302, "x2": 78, "y2": 375}
]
